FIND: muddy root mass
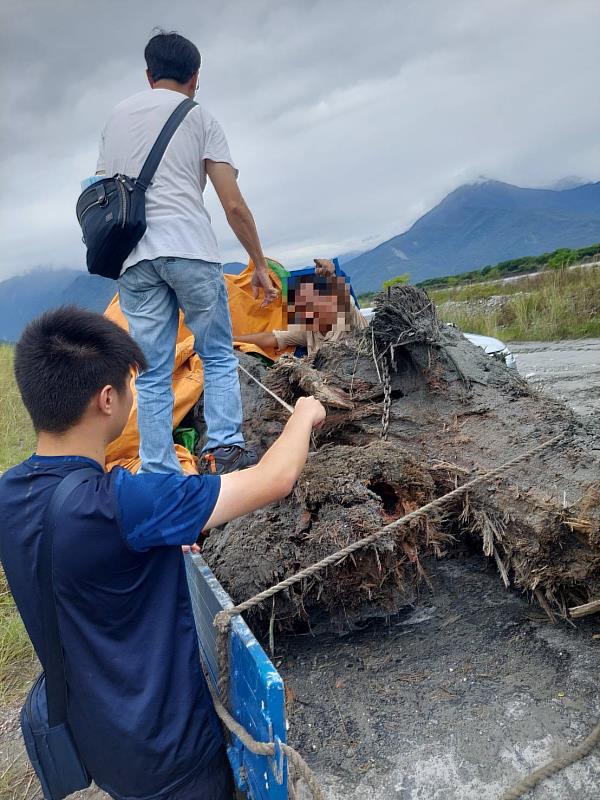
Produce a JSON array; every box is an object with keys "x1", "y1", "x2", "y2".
[{"x1": 202, "y1": 286, "x2": 600, "y2": 630}]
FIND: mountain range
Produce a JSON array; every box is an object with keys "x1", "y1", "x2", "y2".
[
  {"x1": 0, "y1": 270, "x2": 115, "y2": 344},
  {"x1": 1, "y1": 179, "x2": 599, "y2": 340},
  {"x1": 0, "y1": 263, "x2": 245, "y2": 342},
  {"x1": 343, "y1": 179, "x2": 600, "y2": 293}
]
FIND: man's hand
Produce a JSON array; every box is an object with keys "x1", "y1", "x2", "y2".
[
  {"x1": 251, "y1": 265, "x2": 279, "y2": 307},
  {"x1": 314, "y1": 258, "x2": 336, "y2": 277}
]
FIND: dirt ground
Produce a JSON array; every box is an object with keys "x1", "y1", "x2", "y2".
[
  {"x1": 511, "y1": 339, "x2": 600, "y2": 417},
  {"x1": 188, "y1": 329, "x2": 600, "y2": 797},
  {"x1": 4, "y1": 556, "x2": 598, "y2": 800},
  {"x1": 281, "y1": 553, "x2": 600, "y2": 799}
]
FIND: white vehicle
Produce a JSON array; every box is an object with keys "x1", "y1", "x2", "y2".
[
  {"x1": 462, "y1": 332, "x2": 518, "y2": 371},
  {"x1": 359, "y1": 307, "x2": 518, "y2": 371}
]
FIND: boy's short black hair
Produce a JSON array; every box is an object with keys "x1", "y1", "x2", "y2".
[
  {"x1": 15, "y1": 307, "x2": 147, "y2": 433},
  {"x1": 144, "y1": 30, "x2": 201, "y2": 84}
]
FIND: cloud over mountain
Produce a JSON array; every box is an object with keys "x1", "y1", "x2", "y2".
[
  {"x1": 1, "y1": 0, "x2": 600, "y2": 280},
  {"x1": 345, "y1": 180, "x2": 600, "y2": 292}
]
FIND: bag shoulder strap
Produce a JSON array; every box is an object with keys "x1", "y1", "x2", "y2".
[
  {"x1": 136, "y1": 97, "x2": 197, "y2": 191},
  {"x1": 40, "y1": 468, "x2": 101, "y2": 726}
]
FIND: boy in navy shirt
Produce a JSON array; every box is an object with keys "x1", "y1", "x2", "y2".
[{"x1": 0, "y1": 307, "x2": 325, "y2": 800}]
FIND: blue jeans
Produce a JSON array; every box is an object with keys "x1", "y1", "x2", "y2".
[{"x1": 118, "y1": 257, "x2": 244, "y2": 473}]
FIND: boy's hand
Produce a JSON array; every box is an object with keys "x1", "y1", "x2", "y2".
[
  {"x1": 182, "y1": 542, "x2": 203, "y2": 554},
  {"x1": 203, "y1": 396, "x2": 326, "y2": 530},
  {"x1": 293, "y1": 396, "x2": 326, "y2": 429}
]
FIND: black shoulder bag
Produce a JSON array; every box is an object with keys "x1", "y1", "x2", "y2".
[
  {"x1": 76, "y1": 98, "x2": 197, "y2": 280},
  {"x1": 20, "y1": 468, "x2": 100, "y2": 799}
]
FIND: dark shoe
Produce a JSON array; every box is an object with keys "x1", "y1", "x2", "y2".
[{"x1": 201, "y1": 445, "x2": 258, "y2": 475}]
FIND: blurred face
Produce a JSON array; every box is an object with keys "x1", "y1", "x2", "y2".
[{"x1": 288, "y1": 278, "x2": 351, "y2": 332}]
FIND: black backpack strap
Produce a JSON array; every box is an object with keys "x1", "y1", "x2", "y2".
[
  {"x1": 136, "y1": 97, "x2": 197, "y2": 191},
  {"x1": 40, "y1": 468, "x2": 101, "y2": 727}
]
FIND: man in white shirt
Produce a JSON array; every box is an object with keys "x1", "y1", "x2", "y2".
[{"x1": 97, "y1": 30, "x2": 276, "y2": 475}]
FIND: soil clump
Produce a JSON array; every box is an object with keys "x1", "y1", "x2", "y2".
[{"x1": 201, "y1": 286, "x2": 600, "y2": 630}]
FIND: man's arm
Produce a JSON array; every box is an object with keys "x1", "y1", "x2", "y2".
[
  {"x1": 206, "y1": 160, "x2": 278, "y2": 307},
  {"x1": 204, "y1": 396, "x2": 325, "y2": 528}
]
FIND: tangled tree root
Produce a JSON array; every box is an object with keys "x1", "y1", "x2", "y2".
[{"x1": 202, "y1": 286, "x2": 600, "y2": 629}]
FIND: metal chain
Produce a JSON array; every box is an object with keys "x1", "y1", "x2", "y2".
[{"x1": 381, "y1": 353, "x2": 392, "y2": 441}]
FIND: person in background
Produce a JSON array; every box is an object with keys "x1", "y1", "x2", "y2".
[
  {"x1": 97, "y1": 30, "x2": 277, "y2": 475},
  {"x1": 236, "y1": 259, "x2": 368, "y2": 357},
  {"x1": 0, "y1": 307, "x2": 325, "y2": 800}
]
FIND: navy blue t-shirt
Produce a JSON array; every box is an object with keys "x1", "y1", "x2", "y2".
[{"x1": 0, "y1": 455, "x2": 223, "y2": 799}]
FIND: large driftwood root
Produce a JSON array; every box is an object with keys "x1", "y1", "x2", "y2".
[
  {"x1": 267, "y1": 355, "x2": 354, "y2": 409},
  {"x1": 202, "y1": 286, "x2": 600, "y2": 628}
]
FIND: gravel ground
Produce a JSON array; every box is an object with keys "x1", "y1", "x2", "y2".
[
  {"x1": 7, "y1": 555, "x2": 598, "y2": 800},
  {"x1": 510, "y1": 339, "x2": 600, "y2": 417},
  {"x1": 284, "y1": 556, "x2": 600, "y2": 800}
]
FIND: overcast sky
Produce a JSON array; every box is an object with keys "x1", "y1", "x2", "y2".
[{"x1": 1, "y1": 0, "x2": 599, "y2": 281}]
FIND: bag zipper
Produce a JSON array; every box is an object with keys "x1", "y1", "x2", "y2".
[
  {"x1": 77, "y1": 183, "x2": 114, "y2": 223},
  {"x1": 116, "y1": 175, "x2": 130, "y2": 228},
  {"x1": 77, "y1": 176, "x2": 131, "y2": 226},
  {"x1": 77, "y1": 198, "x2": 101, "y2": 223}
]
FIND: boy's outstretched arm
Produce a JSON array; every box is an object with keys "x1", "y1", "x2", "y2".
[{"x1": 204, "y1": 396, "x2": 325, "y2": 529}]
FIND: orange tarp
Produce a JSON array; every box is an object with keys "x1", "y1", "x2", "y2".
[
  {"x1": 105, "y1": 263, "x2": 288, "y2": 474},
  {"x1": 227, "y1": 260, "x2": 287, "y2": 361}
]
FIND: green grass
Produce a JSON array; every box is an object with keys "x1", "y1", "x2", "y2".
[
  {"x1": 431, "y1": 265, "x2": 600, "y2": 341},
  {"x1": 0, "y1": 573, "x2": 37, "y2": 705},
  {"x1": 418, "y1": 242, "x2": 600, "y2": 289},
  {"x1": 0, "y1": 345, "x2": 37, "y2": 705},
  {"x1": 357, "y1": 290, "x2": 378, "y2": 306},
  {"x1": 0, "y1": 758, "x2": 37, "y2": 800},
  {"x1": 429, "y1": 275, "x2": 545, "y2": 304},
  {"x1": 0, "y1": 345, "x2": 35, "y2": 472}
]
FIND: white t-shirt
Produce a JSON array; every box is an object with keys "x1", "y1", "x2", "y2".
[{"x1": 97, "y1": 88, "x2": 237, "y2": 271}]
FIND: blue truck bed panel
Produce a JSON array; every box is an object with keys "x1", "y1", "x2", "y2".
[{"x1": 185, "y1": 553, "x2": 288, "y2": 799}]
